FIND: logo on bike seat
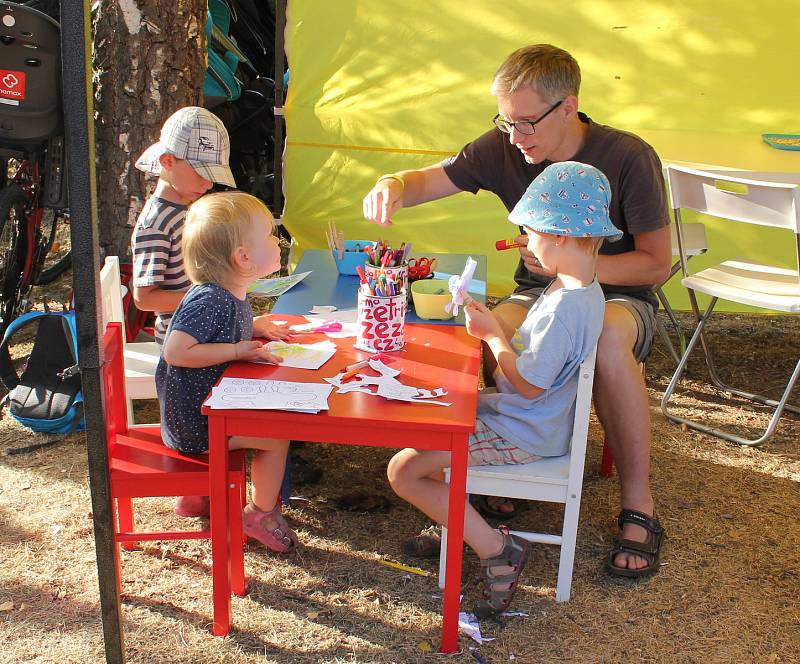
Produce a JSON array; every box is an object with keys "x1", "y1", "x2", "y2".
[
  {"x1": 0, "y1": 70, "x2": 25, "y2": 101},
  {"x1": 197, "y1": 136, "x2": 215, "y2": 152}
]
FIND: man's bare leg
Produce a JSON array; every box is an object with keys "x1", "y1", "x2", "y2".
[{"x1": 593, "y1": 304, "x2": 655, "y2": 571}]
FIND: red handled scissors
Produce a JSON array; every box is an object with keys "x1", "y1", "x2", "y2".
[{"x1": 408, "y1": 257, "x2": 437, "y2": 280}]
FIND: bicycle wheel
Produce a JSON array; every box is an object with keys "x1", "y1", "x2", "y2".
[
  {"x1": 34, "y1": 208, "x2": 71, "y2": 284},
  {"x1": 0, "y1": 185, "x2": 27, "y2": 333}
]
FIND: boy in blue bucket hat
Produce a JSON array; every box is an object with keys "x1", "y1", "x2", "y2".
[{"x1": 387, "y1": 161, "x2": 621, "y2": 618}]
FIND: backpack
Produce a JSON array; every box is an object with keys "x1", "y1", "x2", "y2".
[{"x1": 0, "y1": 309, "x2": 84, "y2": 433}]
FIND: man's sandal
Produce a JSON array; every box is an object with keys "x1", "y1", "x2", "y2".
[
  {"x1": 606, "y1": 508, "x2": 664, "y2": 578},
  {"x1": 473, "y1": 527, "x2": 531, "y2": 618},
  {"x1": 474, "y1": 495, "x2": 527, "y2": 521}
]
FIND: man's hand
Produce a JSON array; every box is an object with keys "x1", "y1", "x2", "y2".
[
  {"x1": 234, "y1": 340, "x2": 283, "y2": 364},
  {"x1": 363, "y1": 176, "x2": 404, "y2": 226},
  {"x1": 517, "y1": 235, "x2": 553, "y2": 277},
  {"x1": 464, "y1": 300, "x2": 504, "y2": 342},
  {"x1": 253, "y1": 316, "x2": 293, "y2": 341}
]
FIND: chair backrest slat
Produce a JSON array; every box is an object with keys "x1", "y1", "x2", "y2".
[
  {"x1": 99, "y1": 257, "x2": 127, "y2": 346},
  {"x1": 565, "y1": 344, "x2": 598, "y2": 497},
  {"x1": 102, "y1": 322, "x2": 129, "y2": 438},
  {"x1": 667, "y1": 165, "x2": 800, "y2": 234}
]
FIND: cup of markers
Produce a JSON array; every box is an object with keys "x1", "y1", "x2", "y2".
[
  {"x1": 355, "y1": 276, "x2": 407, "y2": 352},
  {"x1": 362, "y1": 241, "x2": 410, "y2": 293}
]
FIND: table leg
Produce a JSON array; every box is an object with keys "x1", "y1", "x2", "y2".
[
  {"x1": 441, "y1": 434, "x2": 468, "y2": 653},
  {"x1": 209, "y1": 415, "x2": 232, "y2": 636}
]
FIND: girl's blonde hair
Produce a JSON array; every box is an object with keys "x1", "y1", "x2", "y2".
[
  {"x1": 183, "y1": 191, "x2": 274, "y2": 285},
  {"x1": 491, "y1": 44, "x2": 580, "y2": 104}
]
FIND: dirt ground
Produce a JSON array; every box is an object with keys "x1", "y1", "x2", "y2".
[{"x1": 0, "y1": 269, "x2": 798, "y2": 663}]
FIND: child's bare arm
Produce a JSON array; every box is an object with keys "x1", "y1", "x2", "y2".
[
  {"x1": 162, "y1": 330, "x2": 283, "y2": 367},
  {"x1": 465, "y1": 301, "x2": 544, "y2": 400},
  {"x1": 133, "y1": 284, "x2": 186, "y2": 313}
]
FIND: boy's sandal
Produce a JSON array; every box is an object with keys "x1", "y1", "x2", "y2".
[
  {"x1": 400, "y1": 525, "x2": 442, "y2": 558},
  {"x1": 243, "y1": 503, "x2": 298, "y2": 554},
  {"x1": 606, "y1": 508, "x2": 664, "y2": 579},
  {"x1": 474, "y1": 495, "x2": 527, "y2": 521},
  {"x1": 473, "y1": 526, "x2": 531, "y2": 619}
]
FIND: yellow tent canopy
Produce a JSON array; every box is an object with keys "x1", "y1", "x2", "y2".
[{"x1": 282, "y1": 0, "x2": 799, "y2": 310}]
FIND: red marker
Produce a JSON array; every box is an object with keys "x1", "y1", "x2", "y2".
[
  {"x1": 355, "y1": 265, "x2": 368, "y2": 284},
  {"x1": 495, "y1": 238, "x2": 525, "y2": 251}
]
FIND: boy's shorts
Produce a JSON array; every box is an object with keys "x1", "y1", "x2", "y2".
[
  {"x1": 501, "y1": 287, "x2": 657, "y2": 364},
  {"x1": 468, "y1": 418, "x2": 541, "y2": 466}
]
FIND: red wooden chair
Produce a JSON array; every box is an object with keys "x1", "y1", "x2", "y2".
[{"x1": 102, "y1": 322, "x2": 247, "y2": 628}]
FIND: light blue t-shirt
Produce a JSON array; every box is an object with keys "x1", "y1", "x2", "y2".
[{"x1": 477, "y1": 279, "x2": 605, "y2": 457}]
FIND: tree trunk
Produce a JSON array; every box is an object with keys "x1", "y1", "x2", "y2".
[{"x1": 92, "y1": 0, "x2": 207, "y2": 259}]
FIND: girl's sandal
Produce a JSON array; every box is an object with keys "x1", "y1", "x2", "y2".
[
  {"x1": 243, "y1": 502, "x2": 298, "y2": 554},
  {"x1": 473, "y1": 526, "x2": 531, "y2": 619}
]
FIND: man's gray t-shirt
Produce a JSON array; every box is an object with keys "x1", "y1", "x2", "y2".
[
  {"x1": 477, "y1": 279, "x2": 605, "y2": 457},
  {"x1": 442, "y1": 113, "x2": 670, "y2": 308}
]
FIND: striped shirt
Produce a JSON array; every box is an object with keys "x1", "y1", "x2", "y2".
[{"x1": 131, "y1": 197, "x2": 192, "y2": 344}]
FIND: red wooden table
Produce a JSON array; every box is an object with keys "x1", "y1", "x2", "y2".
[{"x1": 202, "y1": 319, "x2": 480, "y2": 652}]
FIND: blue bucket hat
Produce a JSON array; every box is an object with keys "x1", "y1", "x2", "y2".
[{"x1": 508, "y1": 161, "x2": 622, "y2": 241}]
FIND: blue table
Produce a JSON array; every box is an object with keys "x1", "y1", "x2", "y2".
[{"x1": 272, "y1": 250, "x2": 487, "y2": 326}]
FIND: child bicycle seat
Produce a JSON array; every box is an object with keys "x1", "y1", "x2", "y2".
[{"x1": 0, "y1": 1, "x2": 62, "y2": 152}]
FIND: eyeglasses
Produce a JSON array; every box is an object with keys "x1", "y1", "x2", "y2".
[{"x1": 492, "y1": 100, "x2": 563, "y2": 135}]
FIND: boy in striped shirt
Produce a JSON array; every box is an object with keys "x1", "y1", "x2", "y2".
[{"x1": 132, "y1": 106, "x2": 239, "y2": 345}]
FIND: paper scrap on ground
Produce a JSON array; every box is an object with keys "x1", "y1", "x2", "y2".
[
  {"x1": 446, "y1": 256, "x2": 477, "y2": 316},
  {"x1": 256, "y1": 340, "x2": 337, "y2": 370},
  {"x1": 249, "y1": 271, "x2": 311, "y2": 297},
  {"x1": 204, "y1": 377, "x2": 334, "y2": 412},
  {"x1": 459, "y1": 612, "x2": 495, "y2": 645},
  {"x1": 325, "y1": 357, "x2": 450, "y2": 406}
]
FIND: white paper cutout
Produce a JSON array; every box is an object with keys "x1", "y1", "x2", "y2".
[
  {"x1": 324, "y1": 358, "x2": 450, "y2": 406},
  {"x1": 446, "y1": 256, "x2": 477, "y2": 316}
]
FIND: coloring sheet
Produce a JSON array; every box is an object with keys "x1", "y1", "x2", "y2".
[
  {"x1": 248, "y1": 271, "x2": 311, "y2": 297},
  {"x1": 258, "y1": 340, "x2": 337, "y2": 370},
  {"x1": 204, "y1": 377, "x2": 334, "y2": 412},
  {"x1": 324, "y1": 358, "x2": 451, "y2": 406}
]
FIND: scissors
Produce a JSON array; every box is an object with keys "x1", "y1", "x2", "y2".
[
  {"x1": 290, "y1": 320, "x2": 343, "y2": 333},
  {"x1": 407, "y1": 257, "x2": 437, "y2": 280}
]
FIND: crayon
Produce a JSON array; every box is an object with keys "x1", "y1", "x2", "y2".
[{"x1": 495, "y1": 238, "x2": 525, "y2": 251}]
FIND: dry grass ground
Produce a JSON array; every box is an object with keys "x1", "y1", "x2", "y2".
[{"x1": 0, "y1": 268, "x2": 798, "y2": 663}]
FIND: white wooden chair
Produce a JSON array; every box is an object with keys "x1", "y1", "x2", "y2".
[
  {"x1": 438, "y1": 346, "x2": 597, "y2": 602},
  {"x1": 99, "y1": 256, "x2": 160, "y2": 425},
  {"x1": 661, "y1": 164, "x2": 800, "y2": 446}
]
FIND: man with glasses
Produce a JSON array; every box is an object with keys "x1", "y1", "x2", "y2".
[{"x1": 363, "y1": 44, "x2": 671, "y2": 578}]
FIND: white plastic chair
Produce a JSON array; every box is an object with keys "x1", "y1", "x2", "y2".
[
  {"x1": 653, "y1": 223, "x2": 708, "y2": 363},
  {"x1": 99, "y1": 256, "x2": 160, "y2": 425},
  {"x1": 438, "y1": 345, "x2": 597, "y2": 602},
  {"x1": 661, "y1": 164, "x2": 800, "y2": 446}
]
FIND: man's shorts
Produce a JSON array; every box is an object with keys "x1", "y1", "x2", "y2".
[
  {"x1": 501, "y1": 287, "x2": 657, "y2": 364},
  {"x1": 468, "y1": 418, "x2": 541, "y2": 466}
]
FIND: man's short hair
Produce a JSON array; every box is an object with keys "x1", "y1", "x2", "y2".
[{"x1": 491, "y1": 44, "x2": 581, "y2": 103}]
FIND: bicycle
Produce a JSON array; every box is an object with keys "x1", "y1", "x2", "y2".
[{"x1": 0, "y1": 0, "x2": 70, "y2": 337}]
